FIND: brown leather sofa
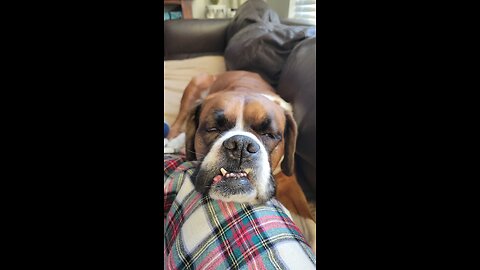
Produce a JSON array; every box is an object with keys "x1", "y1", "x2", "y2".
[{"x1": 164, "y1": 19, "x2": 316, "y2": 201}]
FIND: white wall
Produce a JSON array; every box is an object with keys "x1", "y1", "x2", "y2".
[
  {"x1": 193, "y1": 0, "x2": 269, "y2": 19},
  {"x1": 192, "y1": 0, "x2": 207, "y2": 18},
  {"x1": 265, "y1": 0, "x2": 291, "y2": 19}
]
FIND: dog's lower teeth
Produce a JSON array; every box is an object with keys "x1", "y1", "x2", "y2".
[{"x1": 222, "y1": 172, "x2": 249, "y2": 179}]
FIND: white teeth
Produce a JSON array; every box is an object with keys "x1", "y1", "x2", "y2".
[{"x1": 222, "y1": 171, "x2": 250, "y2": 178}]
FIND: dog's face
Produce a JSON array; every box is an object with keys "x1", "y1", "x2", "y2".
[{"x1": 185, "y1": 91, "x2": 297, "y2": 204}]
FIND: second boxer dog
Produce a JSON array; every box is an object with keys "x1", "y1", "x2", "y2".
[{"x1": 167, "y1": 71, "x2": 314, "y2": 222}]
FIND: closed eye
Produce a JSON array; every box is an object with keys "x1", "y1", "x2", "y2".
[
  {"x1": 261, "y1": 133, "x2": 280, "y2": 140},
  {"x1": 206, "y1": 127, "x2": 219, "y2": 132},
  {"x1": 261, "y1": 133, "x2": 274, "y2": 139}
]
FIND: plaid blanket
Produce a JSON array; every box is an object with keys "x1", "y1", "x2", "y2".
[{"x1": 164, "y1": 155, "x2": 316, "y2": 269}]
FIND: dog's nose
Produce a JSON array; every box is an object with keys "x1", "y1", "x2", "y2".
[{"x1": 223, "y1": 135, "x2": 260, "y2": 158}]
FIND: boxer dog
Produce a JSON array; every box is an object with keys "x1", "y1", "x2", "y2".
[{"x1": 167, "y1": 71, "x2": 315, "y2": 249}]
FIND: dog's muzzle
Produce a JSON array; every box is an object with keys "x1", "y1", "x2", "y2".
[
  {"x1": 208, "y1": 135, "x2": 260, "y2": 194},
  {"x1": 193, "y1": 130, "x2": 274, "y2": 204}
]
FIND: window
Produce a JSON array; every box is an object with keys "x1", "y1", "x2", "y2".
[{"x1": 289, "y1": 0, "x2": 316, "y2": 25}]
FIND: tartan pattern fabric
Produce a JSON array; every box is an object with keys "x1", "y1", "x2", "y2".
[
  {"x1": 164, "y1": 154, "x2": 186, "y2": 176},
  {"x1": 164, "y1": 155, "x2": 316, "y2": 269}
]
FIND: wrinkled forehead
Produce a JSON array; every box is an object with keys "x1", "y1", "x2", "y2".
[{"x1": 200, "y1": 92, "x2": 286, "y2": 130}]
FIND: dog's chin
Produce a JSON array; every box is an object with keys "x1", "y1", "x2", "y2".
[
  {"x1": 192, "y1": 165, "x2": 274, "y2": 205},
  {"x1": 209, "y1": 188, "x2": 259, "y2": 204}
]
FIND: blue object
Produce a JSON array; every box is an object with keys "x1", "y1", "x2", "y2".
[
  {"x1": 164, "y1": 11, "x2": 183, "y2": 21},
  {"x1": 164, "y1": 122, "x2": 170, "y2": 138}
]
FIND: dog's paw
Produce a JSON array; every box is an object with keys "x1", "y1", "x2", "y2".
[{"x1": 164, "y1": 133, "x2": 186, "y2": 154}]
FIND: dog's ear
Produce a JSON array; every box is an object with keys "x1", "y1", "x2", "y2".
[
  {"x1": 281, "y1": 111, "x2": 298, "y2": 176},
  {"x1": 185, "y1": 102, "x2": 202, "y2": 161}
]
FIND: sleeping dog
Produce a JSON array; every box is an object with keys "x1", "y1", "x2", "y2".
[{"x1": 167, "y1": 71, "x2": 315, "y2": 250}]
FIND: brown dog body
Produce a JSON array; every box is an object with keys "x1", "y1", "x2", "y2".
[{"x1": 168, "y1": 71, "x2": 313, "y2": 221}]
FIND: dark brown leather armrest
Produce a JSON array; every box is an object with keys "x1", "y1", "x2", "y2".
[
  {"x1": 164, "y1": 19, "x2": 231, "y2": 60},
  {"x1": 277, "y1": 38, "x2": 317, "y2": 200}
]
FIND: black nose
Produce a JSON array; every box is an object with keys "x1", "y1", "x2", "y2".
[{"x1": 223, "y1": 135, "x2": 260, "y2": 159}]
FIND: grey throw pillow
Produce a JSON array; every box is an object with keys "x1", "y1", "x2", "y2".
[
  {"x1": 226, "y1": 0, "x2": 280, "y2": 41},
  {"x1": 225, "y1": 22, "x2": 315, "y2": 87}
]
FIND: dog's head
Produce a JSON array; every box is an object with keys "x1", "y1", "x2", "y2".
[{"x1": 185, "y1": 91, "x2": 297, "y2": 204}]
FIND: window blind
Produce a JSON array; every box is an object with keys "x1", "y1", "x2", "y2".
[{"x1": 291, "y1": 0, "x2": 316, "y2": 25}]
